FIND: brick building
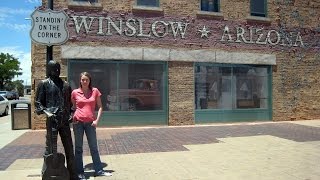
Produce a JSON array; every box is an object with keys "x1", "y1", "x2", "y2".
[{"x1": 31, "y1": 0, "x2": 320, "y2": 129}]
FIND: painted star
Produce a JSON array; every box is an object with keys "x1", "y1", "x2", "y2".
[{"x1": 198, "y1": 26, "x2": 210, "y2": 38}]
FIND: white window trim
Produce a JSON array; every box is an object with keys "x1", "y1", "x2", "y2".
[
  {"x1": 197, "y1": 11, "x2": 223, "y2": 18},
  {"x1": 246, "y1": 16, "x2": 271, "y2": 23},
  {"x1": 132, "y1": 5, "x2": 163, "y2": 13}
]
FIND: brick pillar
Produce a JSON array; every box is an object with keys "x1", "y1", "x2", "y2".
[{"x1": 168, "y1": 61, "x2": 195, "y2": 125}]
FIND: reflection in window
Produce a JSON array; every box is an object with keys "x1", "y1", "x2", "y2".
[
  {"x1": 137, "y1": 0, "x2": 159, "y2": 7},
  {"x1": 69, "y1": 61, "x2": 165, "y2": 112},
  {"x1": 250, "y1": 0, "x2": 266, "y2": 17},
  {"x1": 195, "y1": 64, "x2": 270, "y2": 110},
  {"x1": 68, "y1": 61, "x2": 116, "y2": 111},
  {"x1": 117, "y1": 63, "x2": 163, "y2": 111},
  {"x1": 201, "y1": 0, "x2": 219, "y2": 12}
]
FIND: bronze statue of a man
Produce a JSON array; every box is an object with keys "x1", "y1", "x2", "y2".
[{"x1": 35, "y1": 60, "x2": 77, "y2": 180}]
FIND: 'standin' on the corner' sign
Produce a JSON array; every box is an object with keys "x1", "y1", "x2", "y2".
[{"x1": 30, "y1": 9, "x2": 69, "y2": 46}]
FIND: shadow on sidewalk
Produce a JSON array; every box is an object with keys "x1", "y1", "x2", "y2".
[{"x1": 83, "y1": 162, "x2": 114, "y2": 178}]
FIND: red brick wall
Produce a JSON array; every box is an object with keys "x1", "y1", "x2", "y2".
[{"x1": 31, "y1": 0, "x2": 320, "y2": 129}]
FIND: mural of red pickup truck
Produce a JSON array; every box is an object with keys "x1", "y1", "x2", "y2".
[{"x1": 107, "y1": 79, "x2": 161, "y2": 111}]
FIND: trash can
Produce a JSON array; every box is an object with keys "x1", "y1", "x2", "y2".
[{"x1": 11, "y1": 100, "x2": 31, "y2": 130}]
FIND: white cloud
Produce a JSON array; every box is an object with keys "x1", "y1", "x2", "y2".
[
  {"x1": 0, "y1": 47, "x2": 31, "y2": 85},
  {"x1": 26, "y1": 0, "x2": 41, "y2": 4},
  {"x1": 0, "y1": 7, "x2": 33, "y2": 32},
  {"x1": 0, "y1": 12, "x2": 8, "y2": 21},
  {"x1": 0, "y1": 7, "x2": 33, "y2": 16},
  {"x1": 0, "y1": 22, "x2": 30, "y2": 32}
]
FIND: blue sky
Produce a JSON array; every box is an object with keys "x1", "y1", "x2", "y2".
[{"x1": 0, "y1": 0, "x2": 41, "y2": 85}]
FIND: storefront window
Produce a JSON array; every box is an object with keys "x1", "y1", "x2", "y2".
[
  {"x1": 69, "y1": 60, "x2": 165, "y2": 112},
  {"x1": 195, "y1": 64, "x2": 270, "y2": 110},
  {"x1": 115, "y1": 63, "x2": 164, "y2": 111}
]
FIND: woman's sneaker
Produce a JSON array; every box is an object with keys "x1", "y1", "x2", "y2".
[
  {"x1": 95, "y1": 170, "x2": 112, "y2": 177},
  {"x1": 78, "y1": 174, "x2": 87, "y2": 180}
]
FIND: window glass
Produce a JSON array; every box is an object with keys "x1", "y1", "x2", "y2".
[
  {"x1": 251, "y1": 0, "x2": 266, "y2": 17},
  {"x1": 69, "y1": 61, "x2": 165, "y2": 112},
  {"x1": 195, "y1": 64, "x2": 270, "y2": 110},
  {"x1": 118, "y1": 63, "x2": 163, "y2": 111},
  {"x1": 201, "y1": 0, "x2": 219, "y2": 12},
  {"x1": 137, "y1": 0, "x2": 159, "y2": 7},
  {"x1": 234, "y1": 67, "x2": 268, "y2": 109},
  {"x1": 69, "y1": 61, "x2": 116, "y2": 111}
]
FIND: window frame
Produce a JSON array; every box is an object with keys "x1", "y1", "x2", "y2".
[
  {"x1": 68, "y1": 59, "x2": 168, "y2": 126},
  {"x1": 250, "y1": 0, "x2": 267, "y2": 17},
  {"x1": 194, "y1": 62, "x2": 273, "y2": 123},
  {"x1": 200, "y1": 0, "x2": 220, "y2": 13}
]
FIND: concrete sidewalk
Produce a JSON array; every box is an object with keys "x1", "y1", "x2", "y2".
[{"x1": 0, "y1": 119, "x2": 320, "y2": 180}]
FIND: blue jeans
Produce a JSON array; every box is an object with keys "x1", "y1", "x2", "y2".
[{"x1": 73, "y1": 121, "x2": 103, "y2": 174}]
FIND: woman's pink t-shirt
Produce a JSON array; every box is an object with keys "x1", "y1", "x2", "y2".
[{"x1": 71, "y1": 87, "x2": 101, "y2": 122}]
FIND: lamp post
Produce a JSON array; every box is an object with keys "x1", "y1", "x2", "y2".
[
  {"x1": 46, "y1": 0, "x2": 53, "y2": 77},
  {"x1": 30, "y1": 0, "x2": 68, "y2": 78}
]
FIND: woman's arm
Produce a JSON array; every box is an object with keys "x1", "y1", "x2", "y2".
[{"x1": 92, "y1": 95, "x2": 103, "y2": 127}]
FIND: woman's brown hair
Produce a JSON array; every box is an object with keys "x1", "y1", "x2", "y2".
[{"x1": 79, "y1": 72, "x2": 92, "y2": 90}]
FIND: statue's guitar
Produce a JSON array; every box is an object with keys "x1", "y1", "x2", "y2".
[{"x1": 42, "y1": 109, "x2": 69, "y2": 180}]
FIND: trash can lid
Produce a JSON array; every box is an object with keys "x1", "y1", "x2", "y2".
[{"x1": 10, "y1": 100, "x2": 31, "y2": 105}]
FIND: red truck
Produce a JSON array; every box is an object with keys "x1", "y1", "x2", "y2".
[{"x1": 107, "y1": 79, "x2": 161, "y2": 111}]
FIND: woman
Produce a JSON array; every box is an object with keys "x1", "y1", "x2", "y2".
[{"x1": 71, "y1": 72, "x2": 112, "y2": 180}]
